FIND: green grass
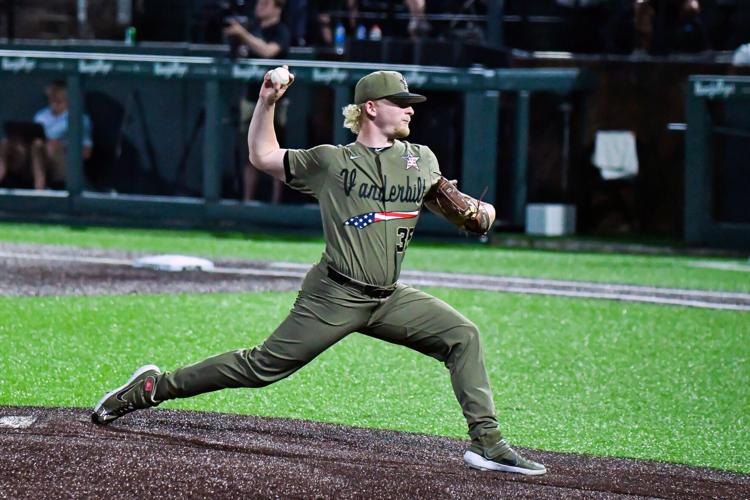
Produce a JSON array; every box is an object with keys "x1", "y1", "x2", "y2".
[
  {"x1": 1, "y1": 290, "x2": 748, "y2": 473},
  {"x1": 1, "y1": 222, "x2": 749, "y2": 292}
]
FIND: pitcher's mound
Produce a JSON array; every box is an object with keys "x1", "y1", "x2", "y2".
[{"x1": 0, "y1": 407, "x2": 747, "y2": 498}]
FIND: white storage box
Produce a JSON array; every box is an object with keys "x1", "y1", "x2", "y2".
[{"x1": 525, "y1": 204, "x2": 576, "y2": 236}]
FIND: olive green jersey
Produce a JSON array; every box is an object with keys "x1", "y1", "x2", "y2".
[{"x1": 285, "y1": 140, "x2": 442, "y2": 286}]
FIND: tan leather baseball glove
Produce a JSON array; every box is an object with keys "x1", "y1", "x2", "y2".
[{"x1": 424, "y1": 177, "x2": 496, "y2": 235}]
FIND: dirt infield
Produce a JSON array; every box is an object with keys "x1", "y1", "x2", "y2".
[
  {"x1": 0, "y1": 243, "x2": 304, "y2": 296},
  {"x1": 2, "y1": 241, "x2": 750, "y2": 498},
  {"x1": 1, "y1": 407, "x2": 748, "y2": 499}
]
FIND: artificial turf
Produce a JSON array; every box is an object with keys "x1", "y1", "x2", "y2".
[
  {"x1": 1, "y1": 290, "x2": 747, "y2": 473},
  {"x1": 1, "y1": 222, "x2": 749, "y2": 292}
]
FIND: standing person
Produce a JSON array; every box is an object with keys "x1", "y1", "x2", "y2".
[
  {"x1": 223, "y1": 0, "x2": 290, "y2": 203},
  {"x1": 92, "y1": 68, "x2": 547, "y2": 476},
  {"x1": 0, "y1": 80, "x2": 92, "y2": 190}
]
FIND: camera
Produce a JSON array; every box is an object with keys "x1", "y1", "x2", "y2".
[
  {"x1": 220, "y1": 0, "x2": 250, "y2": 27},
  {"x1": 219, "y1": 0, "x2": 251, "y2": 58},
  {"x1": 197, "y1": 0, "x2": 251, "y2": 52}
]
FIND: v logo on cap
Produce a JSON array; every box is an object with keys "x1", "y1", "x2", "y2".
[{"x1": 354, "y1": 71, "x2": 426, "y2": 105}]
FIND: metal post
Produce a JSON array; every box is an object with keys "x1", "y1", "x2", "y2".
[
  {"x1": 285, "y1": 82, "x2": 310, "y2": 149},
  {"x1": 512, "y1": 90, "x2": 530, "y2": 225},
  {"x1": 332, "y1": 84, "x2": 353, "y2": 146},
  {"x1": 560, "y1": 99, "x2": 572, "y2": 198},
  {"x1": 203, "y1": 80, "x2": 222, "y2": 203},
  {"x1": 684, "y1": 89, "x2": 710, "y2": 244},
  {"x1": 462, "y1": 90, "x2": 499, "y2": 205},
  {"x1": 65, "y1": 75, "x2": 84, "y2": 196}
]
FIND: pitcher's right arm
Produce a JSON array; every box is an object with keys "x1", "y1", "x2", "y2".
[{"x1": 247, "y1": 66, "x2": 294, "y2": 181}]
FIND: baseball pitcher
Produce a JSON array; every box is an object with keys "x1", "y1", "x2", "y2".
[{"x1": 92, "y1": 68, "x2": 546, "y2": 476}]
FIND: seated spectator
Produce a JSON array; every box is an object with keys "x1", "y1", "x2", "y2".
[
  {"x1": 0, "y1": 80, "x2": 92, "y2": 190},
  {"x1": 223, "y1": 0, "x2": 290, "y2": 203}
]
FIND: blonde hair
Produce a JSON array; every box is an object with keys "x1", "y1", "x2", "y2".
[{"x1": 342, "y1": 104, "x2": 364, "y2": 134}]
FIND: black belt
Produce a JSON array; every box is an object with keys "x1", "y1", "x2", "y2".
[{"x1": 327, "y1": 266, "x2": 395, "y2": 299}]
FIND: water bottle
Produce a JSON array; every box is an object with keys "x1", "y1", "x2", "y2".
[
  {"x1": 356, "y1": 24, "x2": 367, "y2": 41},
  {"x1": 368, "y1": 24, "x2": 382, "y2": 42},
  {"x1": 334, "y1": 22, "x2": 346, "y2": 55}
]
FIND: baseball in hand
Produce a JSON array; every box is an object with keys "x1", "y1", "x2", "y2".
[{"x1": 270, "y1": 67, "x2": 290, "y2": 86}]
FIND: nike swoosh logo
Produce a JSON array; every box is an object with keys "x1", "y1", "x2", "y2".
[
  {"x1": 349, "y1": 155, "x2": 361, "y2": 160},
  {"x1": 115, "y1": 388, "x2": 129, "y2": 402}
]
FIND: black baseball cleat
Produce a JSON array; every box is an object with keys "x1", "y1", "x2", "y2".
[
  {"x1": 464, "y1": 429, "x2": 547, "y2": 475},
  {"x1": 91, "y1": 364, "x2": 162, "y2": 425}
]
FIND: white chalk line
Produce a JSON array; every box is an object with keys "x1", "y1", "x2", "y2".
[
  {"x1": 688, "y1": 261, "x2": 750, "y2": 273},
  {"x1": 1, "y1": 251, "x2": 749, "y2": 311},
  {"x1": 270, "y1": 261, "x2": 750, "y2": 301}
]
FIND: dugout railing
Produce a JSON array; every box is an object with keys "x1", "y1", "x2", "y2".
[
  {"x1": 685, "y1": 75, "x2": 750, "y2": 249},
  {"x1": 0, "y1": 45, "x2": 593, "y2": 236}
]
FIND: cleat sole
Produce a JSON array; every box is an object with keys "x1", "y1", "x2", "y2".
[{"x1": 463, "y1": 450, "x2": 547, "y2": 476}]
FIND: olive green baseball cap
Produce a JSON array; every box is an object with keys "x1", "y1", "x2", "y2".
[{"x1": 354, "y1": 71, "x2": 427, "y2": 105}]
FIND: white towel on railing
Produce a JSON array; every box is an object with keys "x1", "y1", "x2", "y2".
[{"x1": 592, "y1": 130, "x2": 639, "y2": 180}]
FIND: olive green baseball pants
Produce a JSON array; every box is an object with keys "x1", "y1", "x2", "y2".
[{"x1": 155, "y1": 263, "x2": 499, "y2": 436}]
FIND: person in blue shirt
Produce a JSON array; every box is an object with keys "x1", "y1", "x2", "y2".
[{"x1": 0, "y1": 80, "x2": 93, "y2": 190}]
